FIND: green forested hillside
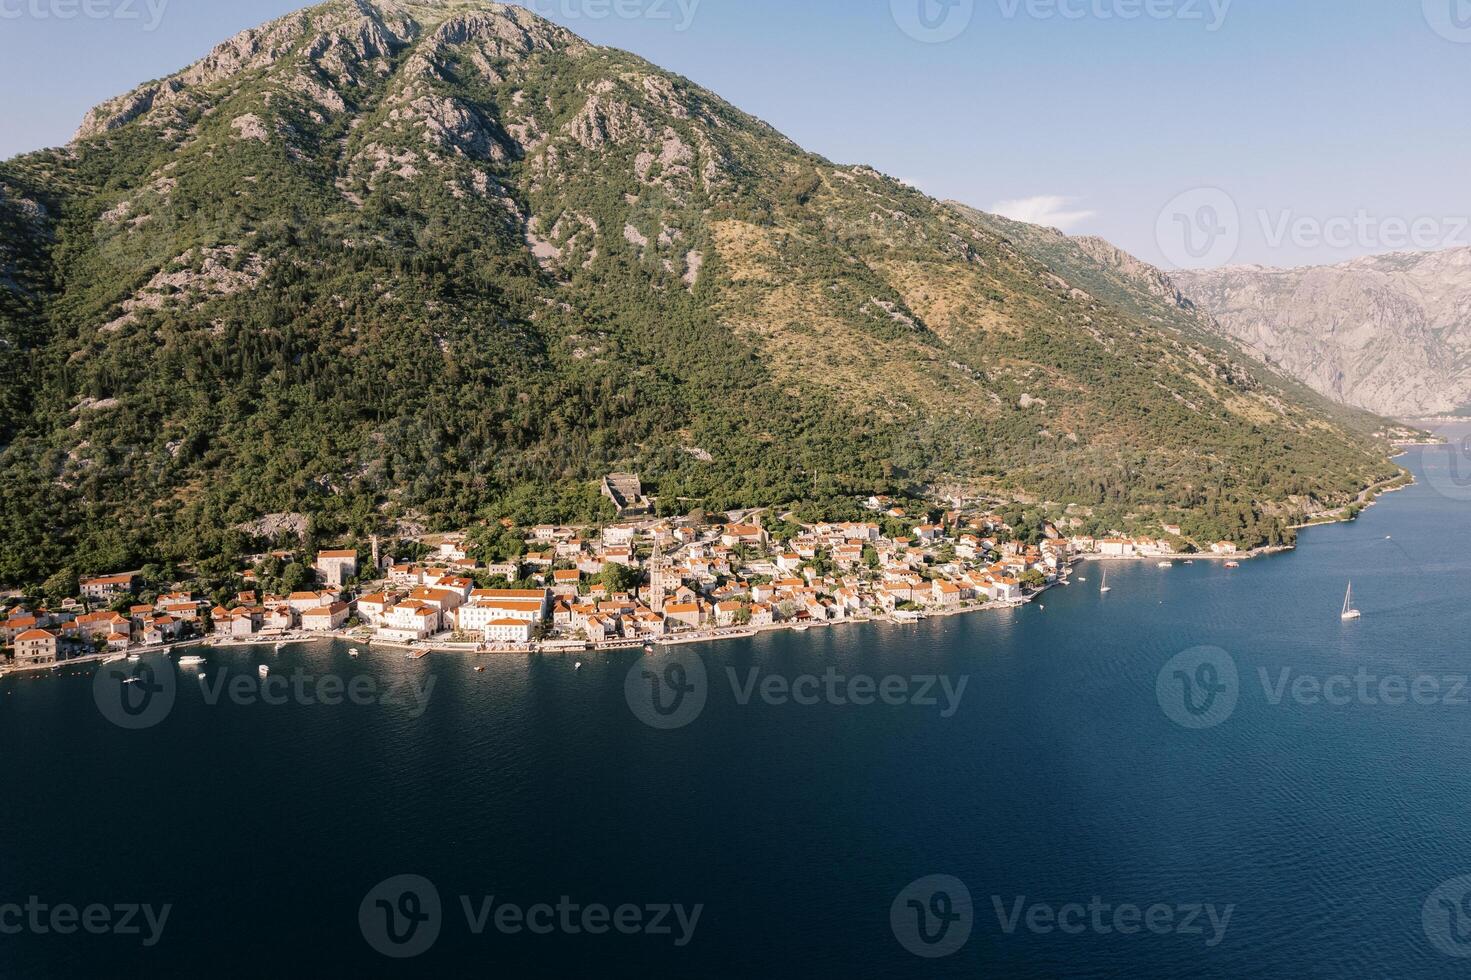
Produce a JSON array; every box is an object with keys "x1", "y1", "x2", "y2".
[{"x1": 0, "y1": 0, "x2": 1400, "y2": 585}]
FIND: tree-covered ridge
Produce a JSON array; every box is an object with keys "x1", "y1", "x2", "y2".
[{"x1": 0, "y1": 0, "x2": 1400, "y2": 587}]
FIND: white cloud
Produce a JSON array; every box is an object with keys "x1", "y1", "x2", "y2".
[{"x1": 990, "y1": 195, "x2": 1097, "y2": 232}]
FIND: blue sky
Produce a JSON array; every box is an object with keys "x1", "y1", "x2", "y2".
[{"x1": 1, "y1": 0, "x2": 1467, "y2": 268}]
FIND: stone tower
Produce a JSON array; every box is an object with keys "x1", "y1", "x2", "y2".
[{"x1": 648, "y1": 541, "x2": 673, "y2": 613}]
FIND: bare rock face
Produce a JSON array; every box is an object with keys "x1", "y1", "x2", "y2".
[
  {"x1": 1073, "y1": 235, "x2": 1203, "y2": 315},
  {"x1": 1174, "y1": 248, "x2": 1471, "y2": 417}
]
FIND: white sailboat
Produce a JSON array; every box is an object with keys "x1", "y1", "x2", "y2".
[
  {"x1": 1099, "y1": 569, "x2": 1112, "y2": 594},
  {"x1": 1341, "y1": 583, "x2": 1362, "y2": 621}
]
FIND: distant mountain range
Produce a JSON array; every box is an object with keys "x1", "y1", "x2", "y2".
[
  {"x1": 1173, "y1": 249, "x2": 1471, "y2": 418},
  {"x1": 0, "y1": 0, "x2": 1402, "y2": 584}
]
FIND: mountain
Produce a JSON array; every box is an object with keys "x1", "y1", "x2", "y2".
[
  {"x1": 1173, "y1": 248, "x2": 1471, "y2": 418},
  {"x1": 0, "y1": 0, "x2": 1403, "y2": 586}
]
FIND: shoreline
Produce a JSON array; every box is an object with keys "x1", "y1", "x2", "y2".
[
  {"x1": 2, "y1": 467, "x2": 1412, "y2": 676},
  {"x1": 1289, "y1": 471, "x2": 1413, "y2": 530},
  {"x1": 1, "y1": 550, "x2": 1295, "y2": 676}
]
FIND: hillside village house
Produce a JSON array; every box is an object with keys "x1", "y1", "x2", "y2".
[
  {"x1": 215, "y1": 606, "x2": 261, "y2": 637},
  {"x1": 288, "y1": 591, "x2": 335, "y2": 614},
  {"x1": 302, "y1": 601, "x2": 351, "y2": 632},
  {"x1": 483, "y1": 618, "x2": 534, "y2": 645},
  {"x1": 78, "y1": 610, "x2": 130, "y2": 639},
  {"x1": 378, "y1": 602, "x2": 441, "y2": 642},
  {"x1": 81, "y1": 573, "x2": 139, "y2": 602},
  {"x1": 714, "y1": 600, "x2": 746, "y2": 627},
  {"x1": 551, "y1": 569, "x2": 581, "y2": 597},
  {"x1": 316, "y1": 550, "x2": 359, "y2": 588},
  {"x1": 720, "y1": 523, "x2": 767, "y2": 549},
  {"x1": 14, "y1": 629, "x2": 59, "y2": 667},
  {"x1": 664, "y1": 601, "x2": 704, "y2": 630},
  {"x1": 356, "y1": 592, "x2": 399, "y2": 626},
  {"x1": 262, "y1": 606, "x2": 295, "y2": 632},
  {"x1": 457, "y1": 600, "x2": 544, "y2": 632}
]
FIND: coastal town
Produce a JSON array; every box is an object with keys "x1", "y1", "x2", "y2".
[{"x1": 1, "y1": 477, "x2": 1253, "y2": 672}]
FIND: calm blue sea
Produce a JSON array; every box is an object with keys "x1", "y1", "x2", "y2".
[{"x1": 4, "y1": 427, "x2": 1471, "y2": 978}]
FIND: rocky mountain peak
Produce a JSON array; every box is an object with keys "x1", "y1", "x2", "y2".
[{"x1": 71, "y1": 0, "x2": 574, "y2": 142}]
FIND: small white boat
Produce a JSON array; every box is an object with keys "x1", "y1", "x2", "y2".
[
  {"x1": 274, "y1": 642, "x2": 284, "y2": 653},
  {"x1": 127, "y1": 653, "x2": 141, "y2": 662},
  {"x1": 258, "y1": 664, "x2": 270, "y2": 678},
  {"x1": 793, "y1": 624, "x2": 811, "y2": 632},
  {"x1": 178, "y1": 656, "x2": 205, "y2": 667},
  {"x1": 1341, "y1": 583, "x2": 1362, "y2": 621},
  {"x1": 1226, "y1": 561, "x2": 1241, "y2": 569},
  {"x1": 575, "y1": 662, "x2": 583, "y2": 671},
  {"x1": 122, "y1": 677, "x2": 141, "y2": 685},
  {"x1": 1099, "y1": 570, "x2": 1112, "y2": 594},
  {"x1": 349, "y1": 648, "x2": 361, "y2": 658},
  {"x1": 1157, "y1": 561, "x2": 1174, "y2": 568}
]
